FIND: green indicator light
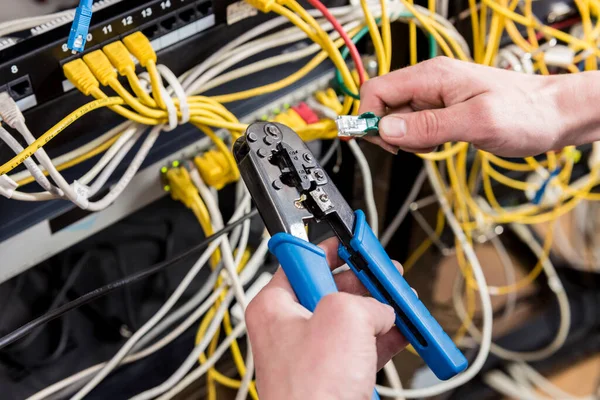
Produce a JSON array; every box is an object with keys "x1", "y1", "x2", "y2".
[
  {"x1": 172, "y1": 160, "x2": 180, "y2": 168},
  {"x1": 163, "y1": 185, "x2": 171, "y2": 192},
  {"x1": 161, "y1": 166, "x2": 168, "y2": 173},
  {"x1": 261, "y1": 115, "x2": 268, "y2": 121}
]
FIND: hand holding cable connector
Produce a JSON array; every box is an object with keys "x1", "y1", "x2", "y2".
[{"x1": 358, "y1": 57, "x2": 600, "y2": 157}]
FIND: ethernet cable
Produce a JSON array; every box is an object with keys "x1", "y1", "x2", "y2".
[
  {"x1": 70, "y1": 234, "x2": 225, "y2": 399},
  {"x1": 184, "y1": 169, "x2": 256, "y2": 399},
  {"x1": 156, "y1": 323, "x2": 248, "y2": 400},
  {"x1": 6, "y1": 126, "x2": 141, "y2": 203},
  {"x1": 348, "y1": 140, "x2": 379, "y2": 235},
  {"x1": 380, "y1": 168, "x2": 428, "y2": 247},
  {"x1": 188, "y1": 18, "x2": 363, "y2": 95},
  {"x1": 9, "y1": 120, "x2": 133, "y2": 186},
  {"x1": 452, "y1": 221, "x2": 571, "y2": 362},
  {"x1": 0, "y1": 126, "x2": 58, "y2": 195},
  {"x1": 26, "y1": 281, "x2": 226, "y2": 400},
  {"x1": 130, "y1": 291, "x2": 236, "y2": 400},
  {"x1": 188, "y1": 169, "x2": 254, "y2": 392},
  {"x1": 376, "y1": 160, "x2": 494, "y2": 399},
  {"x1": 28, "y1": 229, "x2": 268, "y2": 400}
]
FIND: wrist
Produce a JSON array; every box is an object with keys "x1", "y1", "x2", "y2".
[{"x1": 548, "y1": 71, "x2": 600, "y2": 148}]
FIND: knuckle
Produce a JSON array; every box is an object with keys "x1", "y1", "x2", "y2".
[
  {"x1": 244, "y1": 297, "x2": 262, "y2": 327},
  {"x1": 319, "y1": 292, "x2": 355, "y2": 318},
  {"x1": 359, "y1": 78, "x2": 377, "y2": 99},
  {"x1": 416, "y1": 109, "x2": 441, "y2": 145}
]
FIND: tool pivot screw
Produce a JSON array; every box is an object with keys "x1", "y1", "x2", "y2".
[
  {"x1": 315, "y1": 170, "x2": 325, "y2": 180},
  {"x1": 319, "y1": 194, "x2": 329, "y2": 202},
  {"x1": 272, "y1": 180, "x2": 283, "y2": 190},
  {"x1": 264, "y1": 136, "x2": 274, "y2": 145},
  {"x1": 265, "y1": 124, "x2": 281, "y2": 137},
  {"x1": 303, "y1": 153, "x2": 313, "y2": 162}
]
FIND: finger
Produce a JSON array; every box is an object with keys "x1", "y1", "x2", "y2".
[
  {"x1": 246, "y1": 271, "x2": 309, "y2": 337},
  {"x1": 318, "y1": 236, "x2": 345, "y2": 271},
  {"x1": 358, "y1": 57, "x2": 487, "y2": 115},
  {"x1": 378, "y1": 101, "x2": 484, "y2": 151},
  {"x1": 334, "y1": 260, "x2": 404, "y2": 296},
  {"x1": 364, "y1": 136, "x2": 399, "y2": 154},
  {"x1": 376, "y1": 329, "x2": 408, "y2": 370},
  {"x1": 313, "y1": 293, "x2": 396, "y2": 337}
]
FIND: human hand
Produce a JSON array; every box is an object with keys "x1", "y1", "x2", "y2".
[
  {"x1": 359, "y1": 57, "x2": 600, "y2": 157},
  {"x1": 245, "y1": 237, "x2": 407, "y2": 400}
]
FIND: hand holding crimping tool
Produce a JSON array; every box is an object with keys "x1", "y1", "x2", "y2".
[{"x1": 234, "y1": 123, "x2": 467, "y2": 394}]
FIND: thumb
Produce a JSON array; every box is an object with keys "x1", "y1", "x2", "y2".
[{"x1": 378, "y1": 104, "x2": 474, "y2": 152}]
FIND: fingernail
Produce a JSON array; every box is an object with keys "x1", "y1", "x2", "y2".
[{"x1": 380, "y1": 116, "x2": 407, "y2": 139}]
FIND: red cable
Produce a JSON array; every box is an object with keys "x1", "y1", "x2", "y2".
[
  {"x1": 534, "y1": 17, "x2": 581, "y2": 41},
  {"x1": 304, "y1": 0, "x2": 368, "y2": 86}
]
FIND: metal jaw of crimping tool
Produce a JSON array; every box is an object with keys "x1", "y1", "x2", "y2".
[{"x1": 234, "y1": 122, "x2": 468, "y2": 386}]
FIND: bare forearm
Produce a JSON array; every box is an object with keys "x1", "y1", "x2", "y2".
[{"x1": 553, "y1": 71, "x2": 600, "y2": 149}]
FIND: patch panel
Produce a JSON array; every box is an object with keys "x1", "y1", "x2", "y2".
[{"x1": 0, "y1": 0, "x2": 215, "y2": 110}]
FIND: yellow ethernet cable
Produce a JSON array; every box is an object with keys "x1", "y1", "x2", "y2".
[
  {"x1": 83, "y1": 50, "x2": 166, "y2": 119},
  {"x1": 122, "y1": 32, "x2": 167, "y2": 111},
  {"x1": 103, "y1": 40, "x2": 157, "y2": 108},
  {"x1": 63, "y1": 59, "x2": 161, "y2": 126}
]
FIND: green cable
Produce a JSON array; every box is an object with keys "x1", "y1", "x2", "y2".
[
  {"x1": 335, "y1": 25, "x2": 372, "y2": 100},
  {"x1": 334, "y1": 13, "x2": 436, "y2": 100}
]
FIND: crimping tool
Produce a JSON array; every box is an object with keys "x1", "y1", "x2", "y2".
[{"x1": 233, "y1": 122, "x2": 467, "y2": 392}]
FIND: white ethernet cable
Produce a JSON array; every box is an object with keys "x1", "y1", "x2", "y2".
[
  {"x1": 452, "y1": 220, "x2": 571, "y2": 362},
  {"x1": 30, "y1": 228, "x2": 269, "y2": 400},
  {"x1": 181, "y1": 5, "x2": 361, "y2": 93},
  {"x1": 380, "y1": 168, "x2": 427, "y2": 247},
  {"x1": 129, "y1": 291, "x2": 236, "y2": 400},
  {"x1": 70, "y1": 233, "x2": 224, "y2": 400},
  {"x1": 79, "y1": 126, "x2": 141, "y2": 188},
  {"x1": 484, "y1": 370, "x2": 544, "y2": 400},
  {"x1": 376, "y1": 160, "x2": 493, "y2": 398},
  {"x1": 189, "y1": 168, "x2": 254, "y2": 400},
  {"x1": 156, "y1": 322, "x2": 248, "y2": 400},
  {"x1": 188, "y1": 16, "x2": 363, "y2": 95},
  {"x1": 383, "y1": 362, "x2": 405, "y2": 400},
  {"x1": 84, "y1": 125, "x2": 162, "y2": 212},
  {"x1": 5, "y1": 125, "x2": 141, "y2": 203},
  {"x1": 0, "y1": 126, "x2": 57, "y2": 194},
  {"x1": 8, "y1": 120, "x2": 133, "y2": 184},
  {"x1": 489, "y1": 235, "x2": 518, "y2": 322},
  {"x1": 348, "y1": 140, "x2": 379, "y2": 236},
  {"x1": 27, "y1": 283, "x2": 226, "y2": 400},
  {"x1": 514, "y1": 362, "x2": 596, "y2": 400},
  {"x1": 85, "y1": 129, "x2": 144, "y2": 197}
]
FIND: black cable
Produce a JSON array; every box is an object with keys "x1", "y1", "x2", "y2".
[
  {"x1": 5, "y1": 253, "x2": 90, "y2": 352},
  {"x1": 0, "y1": 209, "x2": 259, "y2": 350}
]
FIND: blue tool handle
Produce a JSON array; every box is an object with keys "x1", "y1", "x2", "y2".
[
  {"x1": 338, "y1": 211, "x2": 468, "y2": 380},
  {"x1": 269, "y1": 233, "x2": 380, "y2": 400}
]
